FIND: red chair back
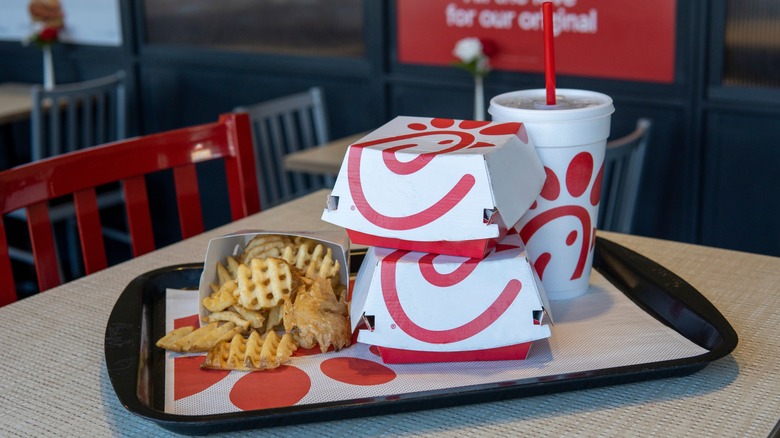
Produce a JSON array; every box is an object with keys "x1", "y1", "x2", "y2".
[{"x1": 0, "y1": 113, "x2": 260, "y2": 306}]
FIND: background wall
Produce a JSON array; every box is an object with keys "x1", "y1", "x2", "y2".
[{"x1": 1, "y1": 0, "x2": 778, "y2": 257}]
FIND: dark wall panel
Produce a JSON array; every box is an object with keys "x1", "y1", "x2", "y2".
[
  {"x1": 702, "y1": 111, "x2": 780, "y2": 256},
  {"x1": 139, "y1": 63, "x2": 376, "y2": 137},
  {"x1": 605, "y1": 102, "x2": 692, "y2": 241},
  {"x1": 389, "y1": 81, "x2": 473, "y2": 120}
]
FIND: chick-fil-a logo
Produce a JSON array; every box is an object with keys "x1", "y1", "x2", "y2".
[
  {"x1": 379, "y1": 249, "x2": 522, "y2": 343},
  {"x1": 347, "y1": 118, "x2": 526, "y2": 231},
  {"x1": 519, "y1": 152, "x2": 603, "y2": 281}
]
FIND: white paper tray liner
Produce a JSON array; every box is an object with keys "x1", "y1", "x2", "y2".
[{"x1": 164, "y1": 270, "x2": 708, "y2": 415}]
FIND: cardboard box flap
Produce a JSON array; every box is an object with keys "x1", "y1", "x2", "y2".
[
  {"x1": 484, "y1": 135, "x2": 546, "y2": 230},
  {"x1": 350, "y1": 247, "x2": 378, "y2": 332},
  {"x1": 531, "y1": 262, "x2": 555, "y2": 325}
]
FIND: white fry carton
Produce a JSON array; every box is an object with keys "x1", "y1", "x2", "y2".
[
  {"x1": 197, "y1": 230, "x2": 350, "y2": 326},
  {"x1": 321, "y1": 116, "x2": 545, "y2": 258},
  {"x1": 350, "y1": 232, "x2": 552, "y2": 364}
]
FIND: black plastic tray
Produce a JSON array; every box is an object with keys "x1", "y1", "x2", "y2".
[{"x1": 105, "y1": 237, "x2": 738, "y2": 435}]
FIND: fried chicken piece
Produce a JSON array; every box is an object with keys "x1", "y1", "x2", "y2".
[{"x1": 283, "y1": 277, "x2": 351, "y2": 353}]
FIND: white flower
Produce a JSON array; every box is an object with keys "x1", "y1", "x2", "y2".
[{"x1": 453, "y1": 37, "x2": 484, "y2": 63}]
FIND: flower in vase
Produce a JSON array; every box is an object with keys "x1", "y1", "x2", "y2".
[
  {"x1": 452, "y1": 37, "x2": 497, "y2": 78},
  {"x1": 24, "y1": 0, "x2": 65, "y2": 48},
  {"x1": 27, "y1": 25, "x2": 60, "y2": 47}
]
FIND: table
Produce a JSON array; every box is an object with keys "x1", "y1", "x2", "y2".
[
  {"x1": 1, "y1": 190, "x2": 778, "y2": 437},
  {"x1": 283, "y1": 131, "x2": 367, "y2": 175},
  {"x1": 0, "y1": 83, "x2": 35, "y2": 169},
  {"x1": 0, "y1": 83, "x2": 34, "y2": 125}
]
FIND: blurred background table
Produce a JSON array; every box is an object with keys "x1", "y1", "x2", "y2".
[
  {"x1": 0, "y1": 190, "x2": 778, "y2": 436},
  {"x1": 0, "y1": 83, "x2": 33, "y2": 125},
  {"x1": 0, "y1": 83, "x2": 33, "y2": 170},
  {"x1": 283, "y1": 131, "x2": 367, "y2": 175}
]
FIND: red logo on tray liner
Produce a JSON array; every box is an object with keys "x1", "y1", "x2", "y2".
[
  {"x1": 170, "y1": 313, "x2": 396, "y2": 411},
  {"x1": 347, "y1": 118, "x2": 522, "y2": 231},
  {"x1": 174, "y1": 314, "x2": 200, "y2": 329},
  {"x1": 172, "y1": 314, "x2": 231, "y2": 400},
  {"x1": 320, "y1": 358, "x2": 397, "y2": 385},
  {"x1": 519, "y1": 152, "x2": 598, "y2": 281},
  {"x1": 230, "y1": 366, "x2": 311, "y2": 410},
  {"x1": 380, "y1": 250, "x2": 522, "y2": 344},
  {"x1": 174, "y1": 356, "x2": 229, "y2": 400}
]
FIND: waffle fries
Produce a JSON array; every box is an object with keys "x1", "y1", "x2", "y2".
[
  {"x1": 202, "y1": 331, "x2": 298, "y2": 371},
  {"x1": 156, "y1": 233, "x2": 350, "y2": 371},
  {"x1": 239, "y1": 234, "x2": 293, "y2": 265},
  {"x1": 202, "y1": 280, "x2": 236, "y2": 312},
  {"x1": 235, "y1": 257, "x2": 298, "y2": 310},
  {"x1": 155, "y1": 322, "x2": 241, "y2": 353},
  {"x1": 281, "y1": 239, "x2": 341, "y2": 287}
]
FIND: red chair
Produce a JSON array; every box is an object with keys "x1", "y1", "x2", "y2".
[{"x1": 0, "y1": 113, "x2": 261, "y2": 306}]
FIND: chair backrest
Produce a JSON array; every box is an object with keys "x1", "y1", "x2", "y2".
[
  {"x1": 0, "y1": 113, "x2": 260, "y2": 306},
  {"x1": 235, "y1": 87, "x2": 330, "y2": 209},
  {"x1": 31, "y1": 71, "x2": 126, "y2": 161},
  {"x1": 598, "y1": 118, "x2": 652, "y2": 233}
]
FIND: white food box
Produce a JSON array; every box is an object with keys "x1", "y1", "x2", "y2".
[
  {"x1": 321, "y1": 116, "x2": 545, "y2": 259},
  {"x1": 197, "y1": 230, "x2": 350, "y2": 326},
  {"x1": 350, "y1": 232, "x2": 552, "y2": 364}
]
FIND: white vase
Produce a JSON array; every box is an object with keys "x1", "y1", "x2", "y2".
[
  {"x1": 473, "y1": 76, "x2": 484, "y2": 121},
  {"x1": 43, "y1": 45, "x2": 55, "y2": 90}
]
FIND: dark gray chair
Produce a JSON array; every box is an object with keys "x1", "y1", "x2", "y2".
[
  {"x1": 235, "y1": 87, "x2": 331, "y2": 209},
  {"x1": 8, "y1": 72, "x2": 128, "y2": 278},
  {"x1": 30, "y1": 71, "x2": 126, "y2": 161},
  {"x1": 598, "y1": 118, "x2": 652, "y2": 233}
]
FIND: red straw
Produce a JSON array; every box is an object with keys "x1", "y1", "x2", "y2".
[{"x1": 542, "y1": 2, "x2": 556, "y2": 105}]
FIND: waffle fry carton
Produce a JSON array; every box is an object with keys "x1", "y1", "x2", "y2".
[
  {"x1": 321, "y1": 116, "x2": 545, "y2": 259},
  {"x1": 197, "y1": 230, "x2": 350, "y2": 326},
  {"x1": 350, "y1": 232, "x2": 552, "y2": 364}
]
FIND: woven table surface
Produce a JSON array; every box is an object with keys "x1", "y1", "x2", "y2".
[{"x1": 1, "y1": 190, "x2": 777, "y2": 437}]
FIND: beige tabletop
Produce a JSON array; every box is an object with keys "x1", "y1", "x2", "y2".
[
  {"x1": 0, "y1": 190, "x2": 778, "y2": 437},
  {"x1": 0, "y1": 83, "x2": 34, "y2": 125},
  {"x1": 283, "y1": 131, "x2": 368, "y2": 175}
]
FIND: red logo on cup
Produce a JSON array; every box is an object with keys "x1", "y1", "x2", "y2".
[{"x1": 519, "y1": 151, "x2": 601, "y2": 280}]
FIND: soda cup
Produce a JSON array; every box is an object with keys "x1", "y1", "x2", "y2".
[{"x1": 489, "y1": 89, "x2": 614, "y2": 300}]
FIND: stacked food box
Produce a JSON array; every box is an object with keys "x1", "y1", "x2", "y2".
[{"x1": 322, "y1": 116, "x2": 554, "y2": 364}]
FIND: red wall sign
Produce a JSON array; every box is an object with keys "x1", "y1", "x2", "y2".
[{"x1": 396, "y1": 0, "x2": 677, "y2": 84}]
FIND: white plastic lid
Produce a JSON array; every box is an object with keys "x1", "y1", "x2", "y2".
[{"x1": 488, "y1": 89, "x2": 614, "y2": 123}]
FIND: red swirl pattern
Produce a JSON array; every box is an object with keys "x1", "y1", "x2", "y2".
[
  {"x1": 418, "y1": 253, "x2": 480, "y2": 287},
  {"x1": 346, "y1": 119, "x2": 524, "y2": 232},
  {"x1": 348, "y1": 129, "x2": 477, "y2": 231},
  {"x1": 519, "y1": 151, "x2": 599, "y2": 281},
  {"x1": 380, "y1": 250, "x2": 522, "y2": 344}
]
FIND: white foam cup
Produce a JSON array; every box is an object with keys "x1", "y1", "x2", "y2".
[{"x1": 489, "y1": 89, "x2": 614, "y2": 300}]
